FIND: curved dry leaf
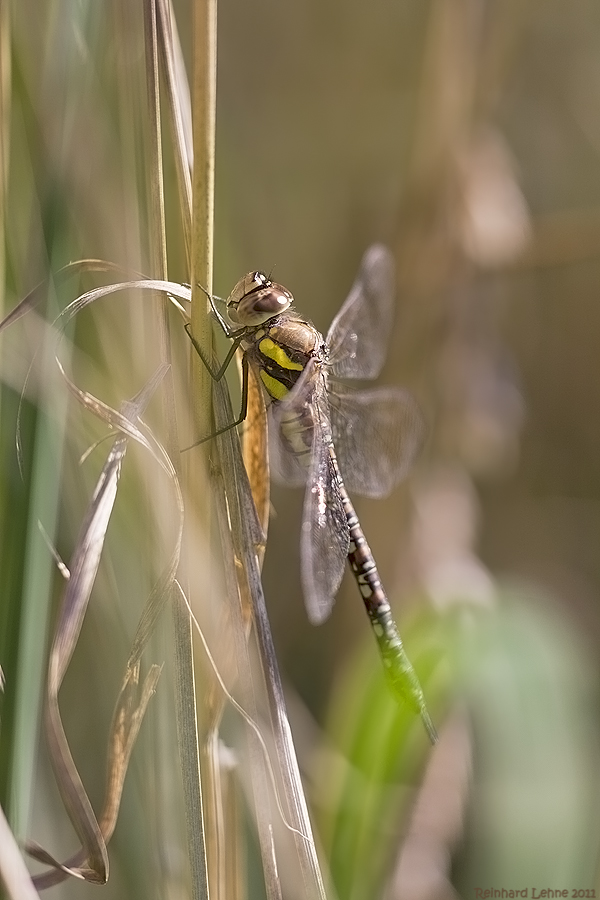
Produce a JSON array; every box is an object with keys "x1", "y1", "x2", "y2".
[
  {"x1": 33, "y1": 366, "x2": 181, "y2": 888},
  {"x1": 0, "y1": 259, "x2": 145, "y2": 333}
]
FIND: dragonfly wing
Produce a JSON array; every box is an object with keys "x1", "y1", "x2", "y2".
[
  {"x1": 326, "y1": 244, "x2": 395, "y2": 380},
  {"x1": 329, "y1": 384, "x2": 426, "y2": 497},
  {"x1": 300, "y1": 389, "x2": 349, "y2": 624},
  {"x1": 267, "y1": 409, "x2": 309, "y2": 486},
  {"x1": 265, "y1": 359, "x2": 350, "y2": 621},
  {"x1": 266, "y1": 359, "x2": 320, "y2": 487}
]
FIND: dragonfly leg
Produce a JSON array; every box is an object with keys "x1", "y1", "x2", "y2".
[
  {"x1": 196, "y1": 282, "x2": 238, "y2": 338},
  {"x1": 182, "y1": 351, "x2": 250, "y2": 450},
  {"x1": 185, "y1": 322, "x2": 244, "y2": 382}
]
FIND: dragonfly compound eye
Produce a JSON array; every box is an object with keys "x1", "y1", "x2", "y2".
[
  {"x1": 226, "y1": 272, "x2": 264, "y2": 307},
  {"x1": 229, "y1": 282, "x2": 293, "y2": 326}
]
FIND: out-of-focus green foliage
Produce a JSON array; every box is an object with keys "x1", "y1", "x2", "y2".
[{"x1": 318, "y1": 591, "x2": 598, "y2": 900}]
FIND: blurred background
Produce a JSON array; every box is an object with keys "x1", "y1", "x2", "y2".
[{"x1": 1, "y1": 0, "x2": 600, "y2": 898}]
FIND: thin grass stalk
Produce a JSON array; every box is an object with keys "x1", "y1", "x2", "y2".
[
  {"x1": 159, "y1": 0, "x2": 270, "y2": 565},
  {"x1": 157, "y1": 1, "x2": 266, "y2": 889},
  {"x1": 220, "y1": 750, "x2": 244, "y2": 900},
  {"x1": 189, "y1": 0, "x2": 216, "y2": 389},
  {"x1": 187, "y1": 0, "x2": 219, "y2": 896},
  {"x1": 160, "y1": 1, "x2": 321, "y2": 894},
  {"x1": 157, "y1": 0, "x2": 193, "y2": 265},
  {"x1": 143, "y1": 1, "x2": 209, "y2": 896},
  {"x1": 143, "y1": 0, "x2": 168, "y2": 283},
  {"x1": 198, "y1": 366, "x2": 264, "y2": 897},
  {"x1": 245, "y1": 560, "x2": 329, "y2": 900},
  {"x1": 0, "y1": 0, "x2": 9, "y2": 308},
  {"x1": 211, "y1": 381, "x2": 328, "y2": 900},
  {"x1": 210, "y1": 384, "x2": 282, "y2": 900},
  {"x1": 188, "y1": 0, "x2": 218, "y2": 897}
]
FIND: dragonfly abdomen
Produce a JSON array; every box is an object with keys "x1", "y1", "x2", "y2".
[
  {"x1": 330, "y1": 446, "x2": 438, "y2": 743},
  {"x1": 278, "y1": 403, "x2": 315, "y2": 464}
]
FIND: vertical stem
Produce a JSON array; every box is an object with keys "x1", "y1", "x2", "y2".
[
  {"x1": 0, "y1": 0, "x2": 9, "y2": 309},
  {"x1": 143, "y1": 1, "x2": 209, "y2": 897},
  {"x1": 190, "y1": 0, "x2": 217, "y2": 426},
  {"x1": 189, "y1": 0, "x2": 217, "y2": 897}
]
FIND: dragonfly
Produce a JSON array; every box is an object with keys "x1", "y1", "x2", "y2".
[{"x1": 188, "y1": 245, "x2": 437, "y2": 743}]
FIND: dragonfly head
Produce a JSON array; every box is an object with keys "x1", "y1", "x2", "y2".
[{"x1": 226, "y1": 270, "x2": 293, "y2": 326}]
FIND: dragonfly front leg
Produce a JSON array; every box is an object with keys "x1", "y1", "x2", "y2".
[
  {"x1": 196, "y1": 282, "x2": 238, "y2": 339},
  {"x1": 183, "y1": 331, "x2": 250, "y2": 448},
  {"x1": 185, "y1": 322, "x2": 245, "y2": 382}
]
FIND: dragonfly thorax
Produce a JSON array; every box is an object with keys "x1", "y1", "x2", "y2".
[
  {"x1": 246, "y1": 314, "x2": 328, "y2": 468},
  {"x1": 226, "y1": 270, "x2": 293, "y2": 327},
  {"x1": 245, "y1": 315, "x2": 325, "y2": 405}
]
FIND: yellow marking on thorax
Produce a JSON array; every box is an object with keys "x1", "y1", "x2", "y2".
[
  {"x1": 259, "y1": 337, "x2": 303, "y2": 371},
  {"x1": 260, "y1": 369, "x2": 290, "y2": 401}
]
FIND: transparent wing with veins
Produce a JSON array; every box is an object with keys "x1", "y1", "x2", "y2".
[
  {"x1": 326, "y1": 244, "x2": 395, "y2": 380},
  {"x1": 267, "y1": 357, "x2": 319, "y2": 487},
  {"x1": 328, "y1": 383, "x2": 426, "y2": 498},
  {"x1": 299, "y1": 381, "x2": 349, "y2": 624},
  {"x1": 268, "y1": 360, "x2": 349, "y2": 622},
  {"x1": 266, "y1": 244, "x2": 422, "y2": 621}
]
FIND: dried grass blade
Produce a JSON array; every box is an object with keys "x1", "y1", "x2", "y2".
[
  {"x1": 189, "y1": 0, "x2": 217, "y2": 436},
  {"x1": 139, "y1": 10, "x2": 210, "y2": 880},
  {"x1": 244, "y1": 564, "x2": 328, "y2": 900},
  {"x1": 143, "y1": 0, "x2": 168, "y2": 281},
  {"x1": 185, "y1": 3, "x2": 218, "y2": 897},
  {"x1": 55, "y1": 279, "x2": 191, "y2": 329},
  {"x1": 100, "y1": 663, "x2": 163, "y2": 838},
  {"x1": 25, "y1": 841, "x2": 85, "y2": 880},
  {"x1": 210, "y1": 378, "x2": 282, "y2": 900},
  {"x1": 34, "y1": 368, "x2": 173, "y2": 887},
  {"x1": 42, "y1": 448, "x2": 122, "y2": 883},
  {"x1": 0, "y1": 0, "x2": 9, "y2": 308},
  {"x1": 157, "y1": 0, "x2": 193, "y2": 259},
  {"x1": 212, "y1": 379, "x2": 328, "y2": 900},
  {"x1": 29, "y1": 664, "x2": 162, "y2": 890},
  {"x1": 0, "y1": 260, "x2": 144, "y2": 332}
]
